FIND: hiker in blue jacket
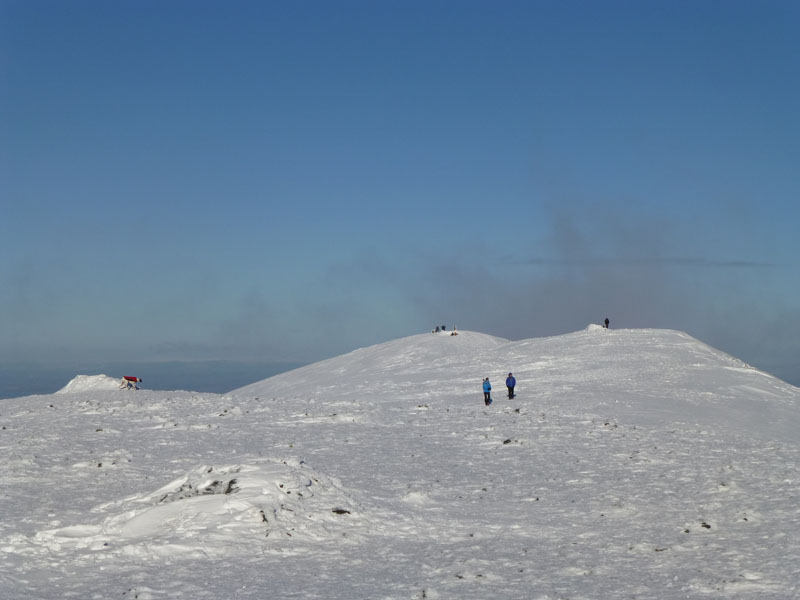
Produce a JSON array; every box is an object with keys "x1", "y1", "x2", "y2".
[
  {"x1": 506, "y1": 373, "x2": 516, "y2": 398},
  {"x1": 483, "y1": 378, "x2": 492, "y2": 405}
]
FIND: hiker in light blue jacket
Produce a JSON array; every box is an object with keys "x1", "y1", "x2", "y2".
[{"x1": 482, "y1": 378, "x2": 492, "y2": 405}]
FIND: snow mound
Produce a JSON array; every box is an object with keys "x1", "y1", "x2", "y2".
[
  {"x1": 30, "y1": 459, "x2": 366, "y2": 558},
  {"x1": 56, "y1": 374, "x2": 121, "y2": 394}
]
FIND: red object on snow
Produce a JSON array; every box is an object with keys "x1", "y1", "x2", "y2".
[{"x1": 123, "y1": 376, "x2": 142, "y2": 382}]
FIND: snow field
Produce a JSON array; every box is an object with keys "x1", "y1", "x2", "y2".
[{"x1": 1, "y1": 327, "x2": 798, "y2": 599}]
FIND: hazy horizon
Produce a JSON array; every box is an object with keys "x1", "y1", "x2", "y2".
[
  {"x1": 0, "y1": 359, "x2": 306, "y2": 400},
  {"x1": 2, "y1": 327, "x2": 798, "y2": 400}
]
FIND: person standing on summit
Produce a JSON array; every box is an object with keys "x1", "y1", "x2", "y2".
[
  {"x1": 506, "y1": 373, "x2": 516, "y2": 398},
  {"x1": 482, "y1": 378, "x2": 492, "y2": 406}
]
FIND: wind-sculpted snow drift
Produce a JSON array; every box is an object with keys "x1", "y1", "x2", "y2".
[
  {"x1": 55, "y1": 373, "x2": 121, "y2": 393},
  {"x1": 1, "y1": 327, "x2": 799, "y2": 599},
  {"x1": 29, "y1": 460, "x2": 365, "y2": 558}
]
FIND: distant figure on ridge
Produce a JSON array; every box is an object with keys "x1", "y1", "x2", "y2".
[
  {"x1": 506, "y1": 372, "x2": 516, "y2": 398},
  {"x1": 120, "y1": 376, "x2": 142, "y2": 390},
  {"x1": 604, "y1": 318, "x2": 610, "y2": 329},
  {"x1": 483, "y1": 378, "x2": 492, "y2": 406}
]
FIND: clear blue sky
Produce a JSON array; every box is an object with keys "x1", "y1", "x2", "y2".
[{"x1": 2, "y1": 1, "x2": 799, "y2": 383}]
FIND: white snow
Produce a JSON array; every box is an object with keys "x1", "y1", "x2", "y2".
[
  {"x1": 1, "y1": 327, "x2": 799, "y2": 599},
  {"x1": 55, "y1": 373, "x2": 123, "y2": 393}
]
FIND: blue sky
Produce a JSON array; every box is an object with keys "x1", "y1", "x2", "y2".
[{"x1": 2, "y1": 1, "x2": 799, "y2": 384}]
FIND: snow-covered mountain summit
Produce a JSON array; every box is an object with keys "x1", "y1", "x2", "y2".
[
  {"x1": 1, "y1": 327, "x2": 798, "y2": 599},
  {"x1": 232, "y1": 326, "x2": 798, "y2": 441}
]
